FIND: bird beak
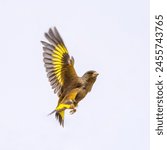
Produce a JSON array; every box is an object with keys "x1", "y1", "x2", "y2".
[{"x1": 93, "y1": 72, "x2": 99, "y2": 77}]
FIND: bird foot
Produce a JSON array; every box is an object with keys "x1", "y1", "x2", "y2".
[{"x1": 69, "y1": 109, "x2": 76, "y2": 115}]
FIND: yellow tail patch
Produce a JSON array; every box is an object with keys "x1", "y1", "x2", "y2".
[
  {"x1": 56, "y1": 103, "x2": 71, "y2": 111},
  {"x1": 59, "y1": 111, "x2": 64, "y2": 120},
  {"x1": 56, "y1": 111, "x2": 65, "y2": 127}
]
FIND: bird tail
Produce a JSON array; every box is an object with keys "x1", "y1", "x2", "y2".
[
  {"x1": 55, "y1": 111, "x2": 65, "y2": 127},
  {"x1": 48, "y1": 103, "x2": 74, "y2": 127},
  {"x1": 48, "y1": 109, "x2": 65, "y2": 127}
]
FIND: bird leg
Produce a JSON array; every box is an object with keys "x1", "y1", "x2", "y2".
[
  {"x1": 69, "y1": 103, "x2": 76, "y2": 115},
  {"x1": 65, "y1": 99, "x2": 77, "y2": 115},
  {"x1": 69, "y1": 108, "x2": 76, "y2": 115}
]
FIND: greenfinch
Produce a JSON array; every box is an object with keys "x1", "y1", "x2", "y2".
[{"x1": 41, "y1": 27, "x2": 98, "y2": 127}]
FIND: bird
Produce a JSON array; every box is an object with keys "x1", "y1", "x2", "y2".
[{"x1": 41, "y1": 27, "x2": 98, "y2": 127}]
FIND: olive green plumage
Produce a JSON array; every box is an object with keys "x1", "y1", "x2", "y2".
[{"x1": 41, "y1": 27, "x2": 98, "y2": 127}]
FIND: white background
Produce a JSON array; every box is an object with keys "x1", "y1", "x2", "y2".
[
  {"x1": 0, "y1": 0, "x2": 149, "y2": 150},
  {"x1": 150, "y1": 0, "x2": 167, "y2": 150}
]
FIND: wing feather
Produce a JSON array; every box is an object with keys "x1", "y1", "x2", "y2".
[{"x1": 41, "y1": 27, "x2": 78, "y2": 96}]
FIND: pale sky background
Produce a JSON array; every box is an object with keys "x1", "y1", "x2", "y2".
[{"x1": 0, "y1": 0, "x2": 149, "y2": 150}]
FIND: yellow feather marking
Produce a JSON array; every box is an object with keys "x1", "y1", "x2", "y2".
[
  {"x1": 53, "y1": 66, "x2": 61, "y2": 69},
  {"x1": 56, "y1": 46, "x2": 66, "y2": 54},
  {"x1": 56, "y1": 46, "x2": 65, "y2": 54},
  {"x1": 56, "y1": 69, "x2": 61, "y2": 73},
  {"x1": 57, "y1": 76, "x2": 63, "y2": 84},
  {"x1": 54, "y1": 50, "x2": 63, "y2": 57},
  {"x1": 55, "y1": 45, "x2": 64, "y2": 53},
  {"x1": 54, "y1": 68, "x2": 62, "y2": 72},
  {"x1": 52, "y1": 54, "x2": 62, "y2": 59},
  {"x1": 52, "y1": 67, "x2": 63, "y2": 85},
  {"x1": 53, "y1": 63, "x2": 62, "y2": 66},
  {"x1": 55, "y1": 63, "x2": 62, "y2": 66},
  {"x1": 52, "y1": 53, "x2": 62, "y2": 59},
  {"x1": 55, "y1": 63, "x2": 63, "y2": 66},
  {"x1": 57, "y1": 44, "x2": 67, "y2": 53},
  {"x1": 54, "y1": 69, "x2": 61, "y2": 73},
  {"x1": 53, "y1": 62, "x2": 62, "y2": 66},
  {"x1": 54, "y1": 71, "x2": 61, "y2": 76},
  {"x1": 54, "y1": 46, "x2": 62, "y2": 52},
  {"x1": 59, "y1": 111, "x2": 64, "y2": 121},
  {"x1": 62, "y1": 45, "x2": 68, "y2": 53},
  {"x1": 54, "y1": 72, "x2": 60, "y2": 77},
  {"x1": 54, "y1": 64, "x2": 62, "y2": 67},
  {"x1": 51, "y1": 44, "x2": 68, "y2": 86},
  {"x1": 57, "y1": 77, "x2": 61, "y2": 82},
  {"x1": 56, "y1": 103, "x2": 71, "y2": 111},
  {"x1": 53, "y1": 53, "x2": 62, "y2": 59},
  {"x1": 54, "y1": 62, "x2": 61, "y2": 65},
  {"x1": 55, "y1": 60, "x2": 62, "y2": 63},
  {"x1": 53, "y1": 62, "x2": 63, "y2": 65},
  {"x1": 54, "y1": 70, "x2": 60, "y2": 74},
  {"x1": 53, "y1": 66, "x2": 60, "y2": 70},
  {"x1": 52, "y1": 58, "x2": 62, "y2": 62},
  {"x1": 56, "y1": 72, "x2": 62, "y2": 78}
]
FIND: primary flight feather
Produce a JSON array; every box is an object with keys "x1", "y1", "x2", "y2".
[{"x1": 41, "y1": 27, "x2": 98, "y2": 127}]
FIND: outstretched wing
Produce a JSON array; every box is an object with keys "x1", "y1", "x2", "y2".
[{"x1": 41, "y1": 27, "x2": 78, "y2": 95}]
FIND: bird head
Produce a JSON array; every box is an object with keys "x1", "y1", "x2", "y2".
[
  {"x1": 82, "y1": 70, "x2": 98, "y2": 92},
  {"x1": 82, "y1": 70, "x2": 99, "y2": 82}
]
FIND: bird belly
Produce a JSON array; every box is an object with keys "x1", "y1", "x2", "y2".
[{"x1": 75, "y1": 89, "x2": 88, "y2": 104}]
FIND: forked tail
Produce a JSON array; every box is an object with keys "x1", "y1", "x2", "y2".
[
  {"x1": 48, "y1": 109, "x2": 65, "y2": 127},
  {"x1": 55, "y1": 111, "x2": 65, "y2": 127},
  {"x1": 48, "y1": 102, "x2": 75, "y2": 127}
]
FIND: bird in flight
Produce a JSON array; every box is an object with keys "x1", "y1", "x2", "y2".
[{"x1": 41, "y1": 27, "x2": 98, "y2": 127}]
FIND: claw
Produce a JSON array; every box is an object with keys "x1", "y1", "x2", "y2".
[{"x1": 69, "y1": 109, "x2": 76, "y2": 115}]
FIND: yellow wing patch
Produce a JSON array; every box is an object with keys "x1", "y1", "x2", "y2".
[
  {"x1": 42, "y1": 27, "x2": 78, "y2": 95},
  {"x1": 52, "y1": 44, "x2": 68, "y2": 85}
]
